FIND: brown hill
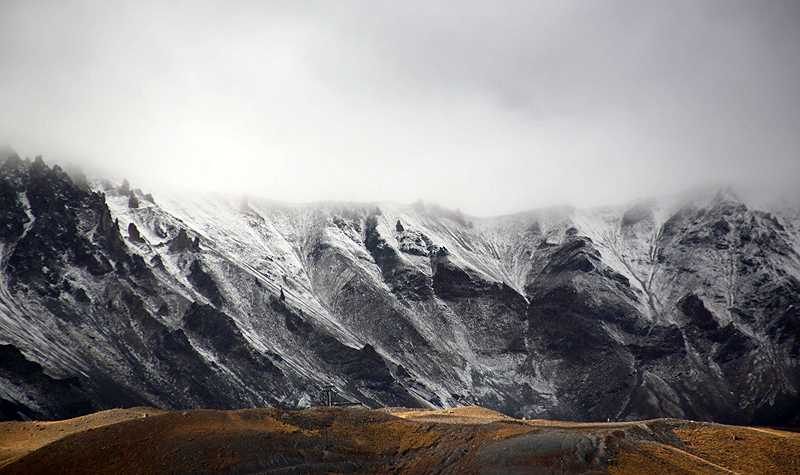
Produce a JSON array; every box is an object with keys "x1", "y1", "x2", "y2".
[{"x1": 1, "y1": 407, "x2": 798, "y2": 474}]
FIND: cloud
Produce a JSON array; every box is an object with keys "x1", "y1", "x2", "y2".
[{"x1": 1, "y1": 0, "x2": 798, "y2": 215}]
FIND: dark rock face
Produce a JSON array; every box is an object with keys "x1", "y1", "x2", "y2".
[
  {"x1": 431, "y1": 247, "x2": 488, "y2": 298},
  {"x1": 182, "y1": 303, "x2": 293, "y2": 404},
  {"x1": 168, "y1": 228, "x2": 198, "y2": 252},
  {"x1": 128, "y1": 222, "x2": 143, "y2": 242},
  {"x1": 0, "y1": 157, "x2": 798, "y2": 426},
  {"x1": 526, "y1": 236, "x2": 643, "y2": 420},
  {"x1": 279, "y1": 302, "x2": 420, "y2": 407},
  {"x1": 188, "y1": 260, "x2": 224, "y2": 307},
  {"x1": 0, "y1": 159, "x2": 29, "y2": 241},
  {"x1": 678, "y1": 294, "x2": 719, "y2": 331},
  {"x1": 364, "y1": 214, "x2": 432, "y2": 300},
  {"x1": 0, "y1": 344, "x2": 95, "y2": 420}
]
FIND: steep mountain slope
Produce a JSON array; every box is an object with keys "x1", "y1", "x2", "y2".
[{"x1": 0, "y1": 151, "x2": 798, "y2": 425}]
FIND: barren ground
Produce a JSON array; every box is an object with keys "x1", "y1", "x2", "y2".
[{"x1": 1, "y1": 406, "x2": 797, "y2": 474}]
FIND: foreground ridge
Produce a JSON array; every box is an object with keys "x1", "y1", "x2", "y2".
[{"x1": 1, "y1": 406, "x2": 798, "y2": 474}]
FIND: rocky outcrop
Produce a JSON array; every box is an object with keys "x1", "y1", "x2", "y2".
[
  {"x1": 396, "y1": 229, "x2": 432, "y2": 256},
  {"x1": 128, "y1": 222, "x2": 143, "y2": 242},
  {"x1": 188, "y1": 260, "x2": 223, "y2": 307},
  {"x1": 364, "y1": 214, "x2": 432, "y2": 300},
  {"x1": 167, "y1": 228, "x2": 199, "y2": 252}
]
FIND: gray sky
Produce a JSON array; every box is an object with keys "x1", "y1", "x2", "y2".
[{"x1": 1, "y1": 0, "x2": 798, "y2": 215}]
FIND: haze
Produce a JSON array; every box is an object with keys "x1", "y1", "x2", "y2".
[{"x1": 1, "y1": 0, "x2": 798, "y2": 216}]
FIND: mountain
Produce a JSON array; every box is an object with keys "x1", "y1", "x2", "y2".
[{"x1": 0, "y1": 151, "x2": 798, "y2": 425}]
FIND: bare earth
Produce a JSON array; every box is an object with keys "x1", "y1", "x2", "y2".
[{"x1": 1, "y1": 406, "x2": 797, "y2": 474}]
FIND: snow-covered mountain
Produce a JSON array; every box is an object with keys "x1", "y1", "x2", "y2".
[{"x1": 1, "y1": 150, "x2": 798, "y2": 425}]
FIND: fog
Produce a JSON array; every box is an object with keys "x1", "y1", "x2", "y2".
[{"x1": 1, "y1": 1, "x2": 798, "y2": 216}]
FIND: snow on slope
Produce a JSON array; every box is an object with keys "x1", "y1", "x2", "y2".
[
  {"x1": 102, "y1": 181, "x2": 800, "y2": 411},
  {"x1": 3, "y1": 155, "x2": 798, "y2": 423}
]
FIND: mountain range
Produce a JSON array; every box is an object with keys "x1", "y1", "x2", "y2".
[{"x1": 1, "y1": 148, "x2": 798, "y2": 425}]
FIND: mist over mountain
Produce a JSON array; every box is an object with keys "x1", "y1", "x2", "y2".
[
  {"x1": 0, "y1": 149, "x2": 798, "y2": 427},
  {"x1": 3, "y1": 1, "x2": 800, "y2": 215}
]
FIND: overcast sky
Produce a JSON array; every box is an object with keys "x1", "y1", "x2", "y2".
[{"x1": 1, "y1": 1, "x2": 798, "y2": 215}]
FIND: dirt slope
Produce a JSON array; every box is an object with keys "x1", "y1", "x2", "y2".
[
  {"x1": 0, "y1": 407, "x2": 163, "y2": 469},
  {"x1": 1, "y1": 407, "x2": 798, "y2": 474}
]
